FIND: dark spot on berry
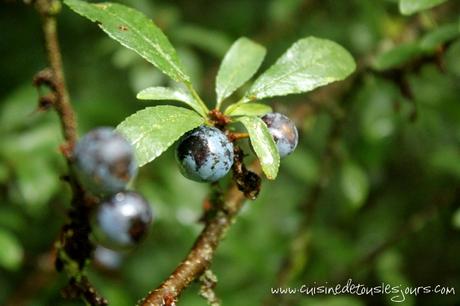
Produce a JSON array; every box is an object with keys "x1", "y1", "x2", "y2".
[
  {"x1": 73, "y1": 127, "x2": 137, "y2": 195},
  {"x1": 176, "y1": 126, "x2": 234, "y2": 182},
  {"x1": 177, "y1": 135, "x2": 210, "y2": 168},
  {"x1": 109, "y1": 154, "x2": 131, "y2": 181},
  {"x1": 91, "y1": 191, "x2": 152, "y2": 250},
  {"x1": 129, "y1": 218, "x2": 148, "y2": 243}
]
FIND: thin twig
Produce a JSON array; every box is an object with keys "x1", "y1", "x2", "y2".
[{"x1": 35, "y1": 0, "x2": 77, "y2": 153}]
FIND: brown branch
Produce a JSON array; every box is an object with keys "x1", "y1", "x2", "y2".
[
  {"x1": 35, "y1": 0, "x2": 77, "y2": 153},
  {"x1": 138, "y1": 184, "x2": 247, "y2": 305},
  {"x1": 139, "y1": 152, "x2": 261, "y2": 306},
  {"x1": 33, "y1": 1, "x2": 106, "y2": 305}
]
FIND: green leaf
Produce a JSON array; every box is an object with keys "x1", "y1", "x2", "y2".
[
  {"x1": 238, "y1": 116, "x2": 280, "y2": 179},
  {"x1": 225, "y1": 102, "x2": 272, "y2": 117},
  {"x1": 244, "y1": 37, "x2": 356, "y2": 102},
  {"x1": 137, "y1": 86, "x2": 207, "y2": 117},
  {"x1": 64, "y1": 0, "x2": 190, "y2": 83},
  {"x1": 341, "y1": 162, "x2": 369, "y2": 209},
  {"x1": 419, "y1": 23, "x2": 460, "y2": 52},
  {"x1": 372, "y1": 43, "x2": 421, "y2": 71},
  {"x1": 0, "y1": 229, "x2": 23, "y2": 271},
  {"x1": 216, "y1": 37, "x2": 266, "y2": 105},
  {"x1": 116, "y1": 106, "x2": 205, "y2": 167},
  {"x1": 399, "y1": 0, "x2": 448, "y2": 15}
]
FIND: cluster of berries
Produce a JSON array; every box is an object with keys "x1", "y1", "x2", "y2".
[
  {"x1": 72, "y1": 112, "x2": 296, "y2": 250},
  {"x1": 73, "y1": 128, "x2": 152, "y2": 250},
  {"x1": 176, "y1": 112, "x2": 299, "y2": 182}
]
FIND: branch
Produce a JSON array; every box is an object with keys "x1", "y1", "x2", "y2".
[
  {"x1": 35, "y1": 0, "x2": 76, "y2": 152},
  {"x1": 33, "y1": 1, "x2": 106, "y2": 305},
  {"x1": 139, "y1": 184, "x2": 247, "y2": 305},
  {"x1": 139, "y1": 150, "x2": 261, "y2": 306}
]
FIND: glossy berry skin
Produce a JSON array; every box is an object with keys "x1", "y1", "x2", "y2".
[
  {"x1": 176, "y1": 126, "x2": 234, "y2": 182},
  {"x1": 91, "y1": 191, "x2": 152, "y2": 250},
  {"x1": 262, "y1": 112, "x2": 298, "y2": 158},
  {"x1": 74, "y1": 127, "x2": 137, "y2": 195}
]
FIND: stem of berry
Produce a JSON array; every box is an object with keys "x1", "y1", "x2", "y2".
[{"x1": 228, "y1": 132, "x2": 249, "y2": 141}]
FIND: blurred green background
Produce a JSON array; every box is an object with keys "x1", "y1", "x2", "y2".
[{"x1": 1, "y1": 0, "x2": 460, "y2": 305}]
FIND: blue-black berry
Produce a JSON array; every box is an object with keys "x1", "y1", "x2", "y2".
[
  {"x1": 176, "y1": 126, "x2": 234, "y2": 182},
  {"x1": 91, "y1": 191, "x2": 152, "y2": 250},
  {"x1": 73, "y1": 127, "x2": 137, "y2": 195},
  {"x1": 262, "y1": 112, "x2": 298, "y2": 157}
]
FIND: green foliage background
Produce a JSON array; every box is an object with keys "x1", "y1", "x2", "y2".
[{"x1": 1, "y1": 0, "x2": 460, "y2": 305}]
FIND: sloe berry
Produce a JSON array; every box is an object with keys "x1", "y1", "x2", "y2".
[
  {"x1": 176, "y1": 126, "x2": 234, "y2": 182},
  {"x1": 91, "y1": 191, "x2": 152, "y2": 250},
  {"x1": 262, "y1": 112, "x2": 298, "y2": 157},
  {"x1": 73, "y1": 127, "x2": 137, "y2": 195}
]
